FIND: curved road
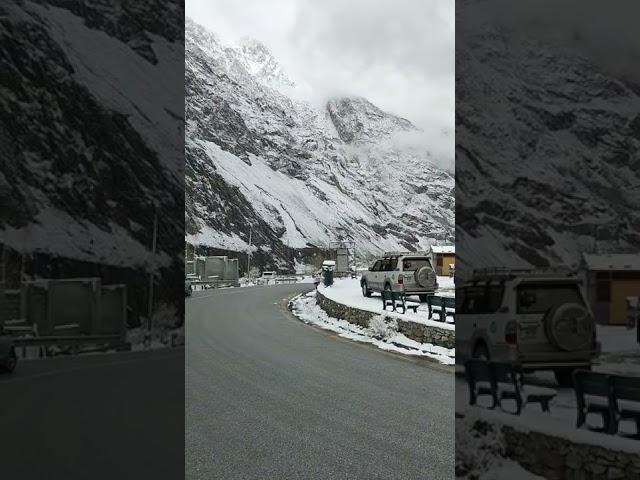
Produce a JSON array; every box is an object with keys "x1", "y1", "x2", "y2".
[{"x1": 186, "y1": 284, "x2": 454, "y2": 479}]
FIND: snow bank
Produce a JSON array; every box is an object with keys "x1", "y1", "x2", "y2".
[
  {"x1": 290, "y1": 291, "x2": 455, "y2": 364},
  {"x1": 317, "y1": 277, "x2": 455, "y2": 331},
  {"x1": 598, "y1": 324, "x2": 639, "y2": 354}
]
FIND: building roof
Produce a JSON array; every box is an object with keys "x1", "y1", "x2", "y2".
[
  {"x1": 431, "y1": 245, "x2": 455, "y2": 254},
  {"x1": 583, "y1": 254, "x2": 640, "y2": 271}
]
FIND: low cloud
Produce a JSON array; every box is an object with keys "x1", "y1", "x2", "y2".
[
  {"x1": 463, "y1": 0, "x2": 640, "y2": 82},
  {"x1": 186, "y1": 0, "x2": 453, "y2": 166}
]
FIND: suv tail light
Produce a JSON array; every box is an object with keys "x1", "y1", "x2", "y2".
[
  {"x1": 505, "y1": 321, "x2": 517, "y2": 344},
  {"x1": 398, "y1": 274, "x2": 404, "y2": 284}
]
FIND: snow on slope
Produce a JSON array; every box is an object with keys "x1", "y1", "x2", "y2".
[
  {"x1": 0, "y1": 1, "x2": 183, "y2": 270},
  {"x1": 34, "y1": 2, "x2": 184, "y2": 180},
  {"x1": 185, "y1": 18, "x2": 454, "y2": 269},
  {"x1": 456, "y1": 0, "x2": 640, "y2": 275}
]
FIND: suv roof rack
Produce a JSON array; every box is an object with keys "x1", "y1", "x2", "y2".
[
  {"x1": 383, "y1": 251, "x2": 430, "y2": 257},
  {"x1": 471, "y1": 267, "x2": 576, "y2": 280}
]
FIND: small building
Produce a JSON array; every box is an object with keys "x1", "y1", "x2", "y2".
[
  {"x1": 431, "y1": 245, "x2": 455, "y2": 276},
  {"x1": 582, "y1": 254, "x2": 640, "y2": 325}
]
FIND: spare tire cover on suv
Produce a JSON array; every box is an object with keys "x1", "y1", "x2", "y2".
[
  {"x1": 544, "y1": 303, "x2": 594, "y2": 352},
  {"x1": 415, "y1": 266, "x2": 436, "y2": 288}
]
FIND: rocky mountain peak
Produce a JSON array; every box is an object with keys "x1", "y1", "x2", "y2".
[
  {"x1": 326, "y1": 96, "x2": 416, "y2": 144},
  {"x1": 236, "y1": 37, "x2": 295, "y2": 89},
  {"x1": 185, "y1": 19, "x2": 454, "y2": 271}
]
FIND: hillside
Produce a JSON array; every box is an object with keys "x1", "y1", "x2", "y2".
[{"x1": 185, "y1": 18, "x2": 455, "y2": 271}]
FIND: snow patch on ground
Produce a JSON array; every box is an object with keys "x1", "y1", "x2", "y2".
[
  {"x1": 290, "y1": 290, "x2": 455, "y2": 364},
  {"x1": 126, "y1": 303, "x2": 184, "y2": 351},
  {"x1": 458, "y1": 404, "x2": 640, "y2": 455},
  {"x1": 598, "y1": 324, "x2": 639, "y2": 355},
  {"x1": 456, "y1": 415, "x2": 544, "y2": 479}
]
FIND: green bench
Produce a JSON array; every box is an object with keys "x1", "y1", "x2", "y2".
[
  {"x1": 465, "y1": 359, "x2": 496, "y2": 409},
  {"x1": 574, "y1": 370, "x2": 640, "y2": 437},
  {"x1": 381, "y1": 290, "x2": 419, "y2": 314},
  {"x1": 426, "y1": 295, "x2": 455, "y2": 322},
  {"x1": 466, "y1": 360, "x2": 557, "y2": 415}
]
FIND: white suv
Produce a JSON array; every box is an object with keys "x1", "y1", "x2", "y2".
[
  {"x1": 360, "y1": 252, "x2": 438, "y2": 302},
  {"x1": 457, "y1": 268, "x2": 600, "y2": 386},
  {"x1": 256, "y1": 271, "x2": 276, "y2": 285}
]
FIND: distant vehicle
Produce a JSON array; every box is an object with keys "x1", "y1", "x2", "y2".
[
  {"x1": 457, "y1": 268, "x2": 600, "y2": 387},
  {"x1": 0, "y1": 333, "x2": 17, "y2": 373},
  {"x1": 185, "y1": 279, "x2": 193, "y2": 297},
  {"x1": 321, "y1": 260, "x2": 336, "y2": 271},
  {"x1": 360, "y1": 252, "x2": 438, "y2": 302},
  {"x1": 256, "y1": 271, "x2": 277, "y2": 285}
]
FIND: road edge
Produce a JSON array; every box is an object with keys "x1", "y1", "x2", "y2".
[{"x1": 281, "y1": 290, "x2": 455, "y2": 375}]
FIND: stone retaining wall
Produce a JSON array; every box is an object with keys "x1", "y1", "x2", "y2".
[
  {"x1": 316, "y1": 289, "x2": 454, "y2": 349},
  {"x1": 502, "y1": 426, "x2": 640, "y2": 480}
]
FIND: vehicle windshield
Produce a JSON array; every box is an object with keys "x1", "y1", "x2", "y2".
[
  {"x1": 517, "y1": 283, "x2": 584, "y2": 314},
  {"x1": 401, "y1": 258, "x2": 431, "y2": 272}
]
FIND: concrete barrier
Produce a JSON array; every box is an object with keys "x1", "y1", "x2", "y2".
[{"x1": 20, "y1": 278, "x2": 126, "y2": 336}]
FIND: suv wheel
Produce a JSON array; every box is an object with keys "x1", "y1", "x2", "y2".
[
  {"x1": 361, "y1": 281, "x2": 372, "y2": 297},
  {"x1": 419, "y1": 294, "x2": 429, "y2": 303},
  {"x1": 554, "y1": 367, "x2": 581, "y2": 388}
]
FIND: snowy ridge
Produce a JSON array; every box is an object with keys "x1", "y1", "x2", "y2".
[
  {"x1": 0, "y1": 1, "x2": 183, "y2": 270},
  {"x1": 456, "y1": 1, "x2": 640, "y2": 273},
  {"x1": 186, "y1": 18, "x2": 454, "y2": 270}
]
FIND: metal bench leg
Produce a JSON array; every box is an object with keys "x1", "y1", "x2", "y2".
[
  {"x1": 601, "y1": 410, "x2": 614, "y2": 434},
  {"x1": 468, "y1": 384, "x2": 477, "y2": 406},
  {"x1": 576, "y1": 409, "x2": 585, "y2": 428}
]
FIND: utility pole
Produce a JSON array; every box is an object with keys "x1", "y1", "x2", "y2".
[
  {"x1": 247, "y1": 226, "x2": 252, "y2": 282},
  {"x1": 1, "y1": 243, "x2": 5, "y2": 284},
  {"x1": 147, "y1": 202, "x2": 158, "y2": 335}
]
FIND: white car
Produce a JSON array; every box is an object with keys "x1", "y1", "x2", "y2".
[
  {"x1": 256, "y1": 271, "x2": 277, "y2": 285},
  {"x1": 457, "y1": 267, "x2": 600, "y2": 386}
]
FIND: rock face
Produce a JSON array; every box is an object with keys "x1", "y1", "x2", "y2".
[
  {"x1": 0, "y1": 1, "x2": 184, "y2": 317},
  {"x1": 456, "y1": 1, "x2": 640, "y2": 273},
  {"x1": 185, "y1": 18, "x2": 455, "y2": 271}
]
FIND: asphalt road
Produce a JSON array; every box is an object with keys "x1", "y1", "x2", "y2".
[
  {"x1": 0, "y1": 347, "x2": 184, "y2": 479},
  {"x1": 186, "y1": 284, "x2": 454, "y2": 480}
]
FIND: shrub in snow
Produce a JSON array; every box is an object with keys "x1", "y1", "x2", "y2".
[
  {"x1": 368, "y1": 315, "x2": 398, "y2": 340},
  {"x1": 455, "y1": 417, "x2": 507, "y2": 478}
]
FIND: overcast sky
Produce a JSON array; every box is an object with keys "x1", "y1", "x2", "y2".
[{"x1": 186, "y1": 0, "x2": 454, "y2": 166}]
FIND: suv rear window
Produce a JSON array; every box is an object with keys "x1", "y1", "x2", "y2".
[
  {"x1": 517, "y1": 283, "x2": 584, "y2": 314},
  {"x1": 401, "y1": 258, "x2": 431, "y2": 272},
  {"x1": 380, "y1": 258, "x2": 398, "y2": 271}
]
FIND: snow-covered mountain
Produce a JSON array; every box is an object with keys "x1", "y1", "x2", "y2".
[
  {"x1": 185, "y1": 18, "x2": 454, "y2": 271},
  {"x1": 456, "y1": 1, "x2": 640, "y2": 273},
  {"x1": 0, "y1": 1, "x2": 184, "y2": 317}
]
